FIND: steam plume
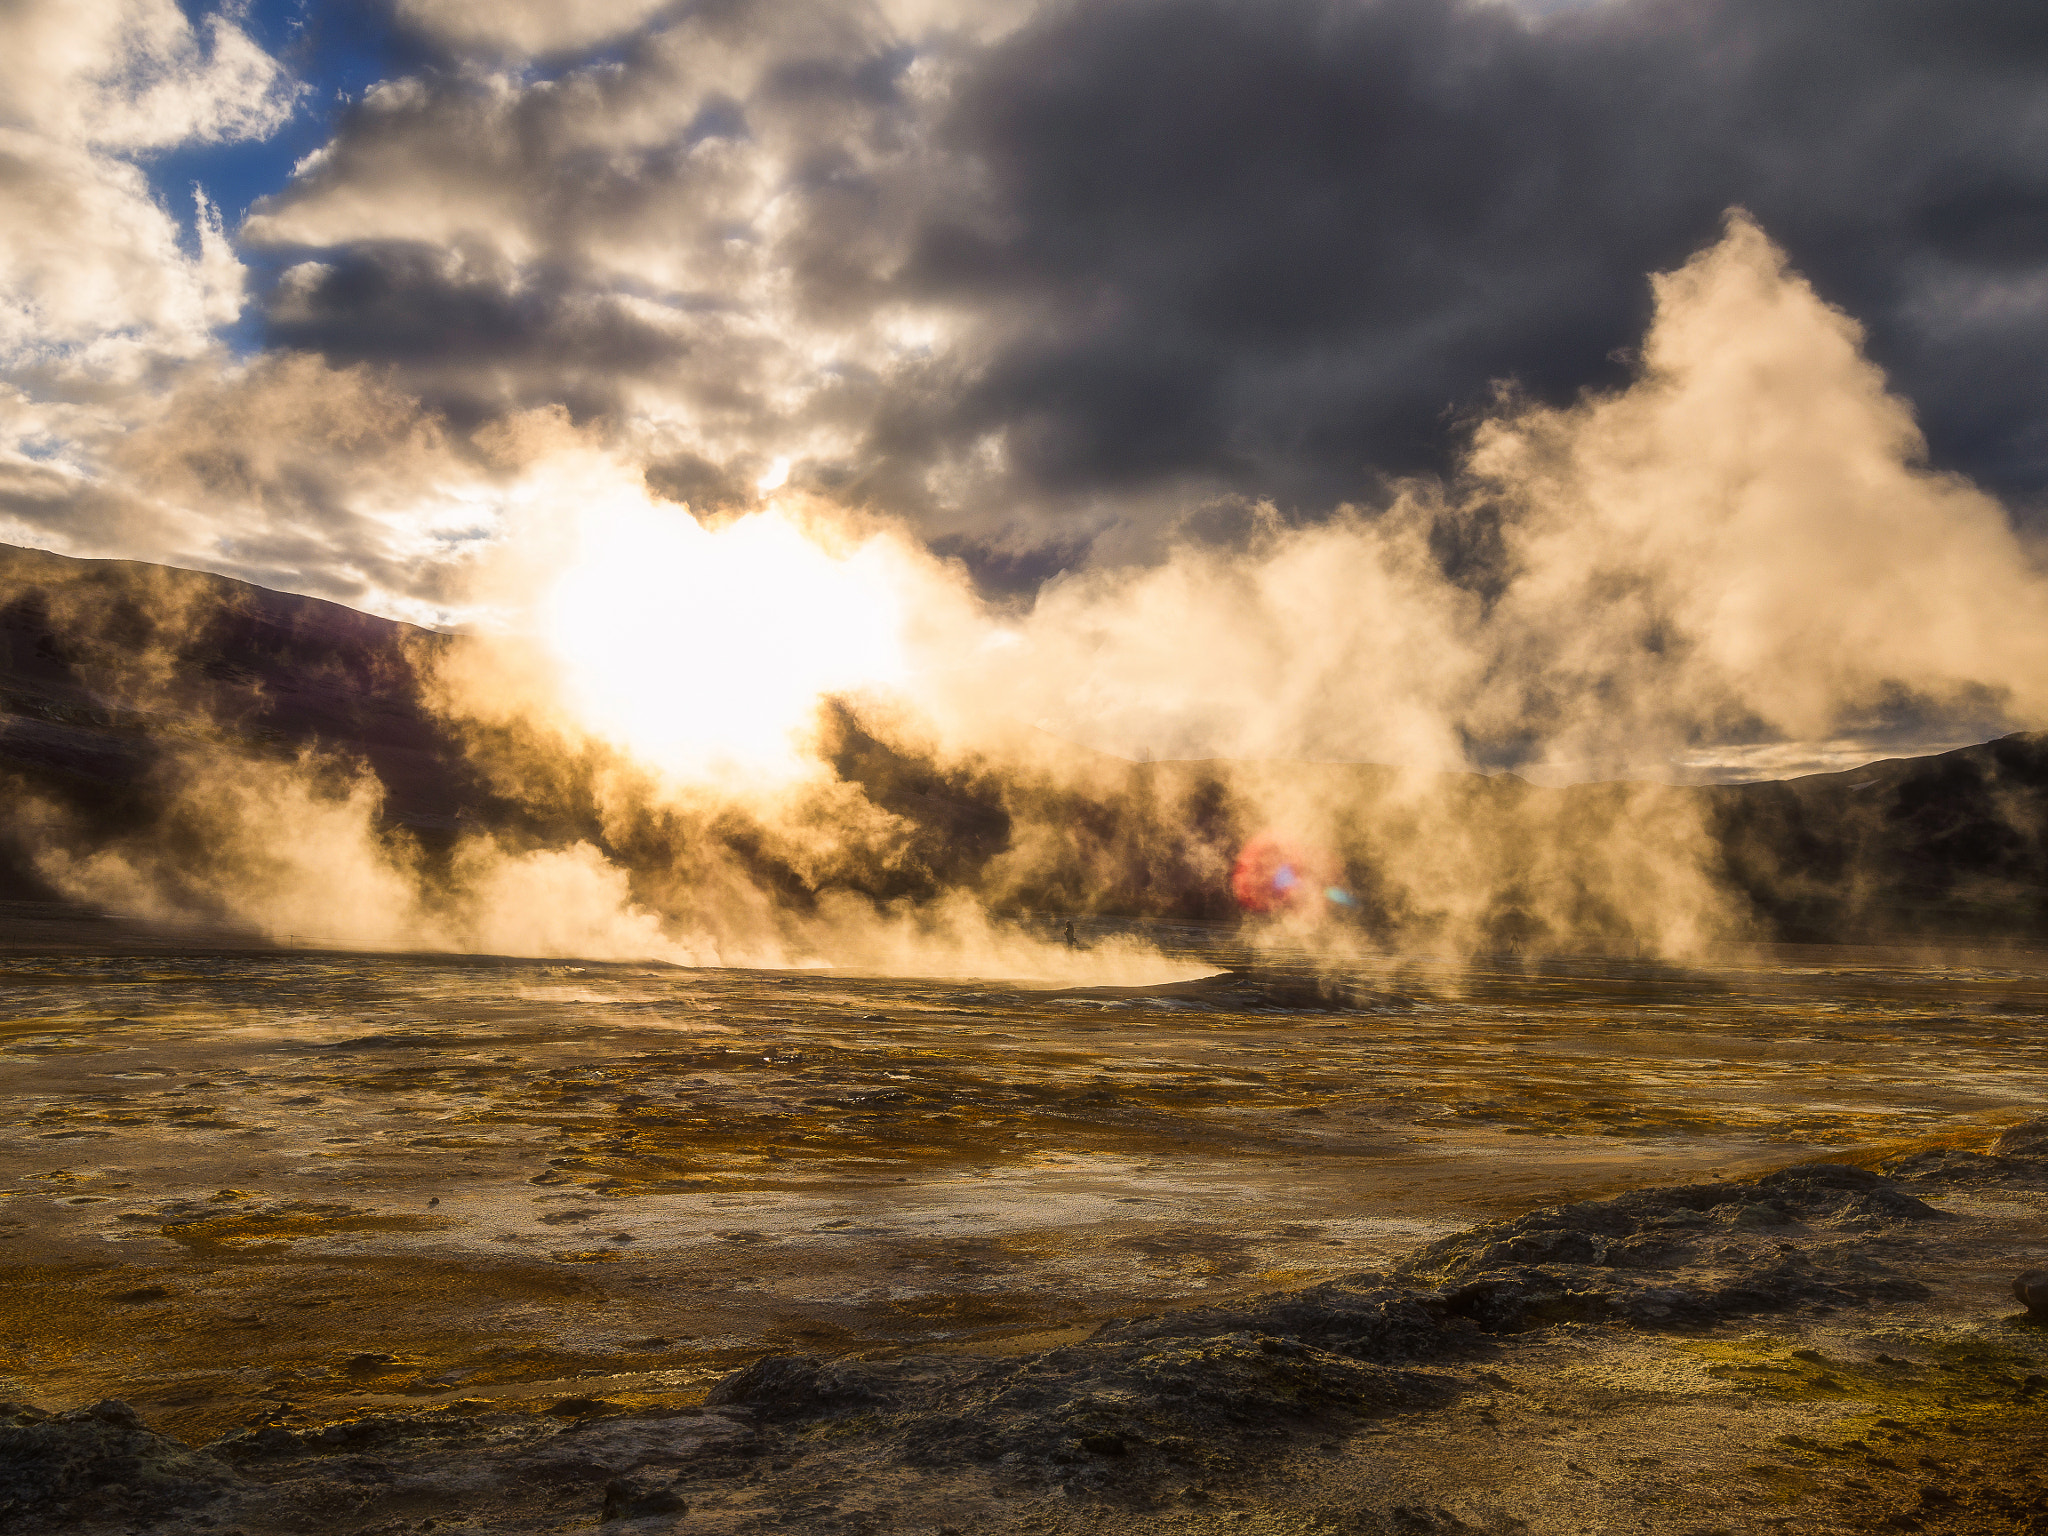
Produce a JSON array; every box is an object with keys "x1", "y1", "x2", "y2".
[{"x1": 6, "y1": 216, "x2": 2044, "y2": 970}]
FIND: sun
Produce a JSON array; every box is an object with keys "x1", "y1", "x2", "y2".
[{"x1": 537, "y1": 482, "x2": 910, "y2": 783}]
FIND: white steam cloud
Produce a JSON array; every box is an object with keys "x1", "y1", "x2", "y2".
[
  {"x1": 8, "y1": 216, "x2": 2046, "y2": 972},
  {"x1": 994, "y1": 216, "x2": 2048, "y2": 781}
]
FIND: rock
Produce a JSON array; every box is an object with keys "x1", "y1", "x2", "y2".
[
  {"x1": 1437, "y1": 1271, "x2": 1612, "y2": 1332},
  {"x1": 1467, "y1": 1226, "x2": 1609, "y2": 1268},
  {"x1": 1715, "y1": 1201, "x2": 1794, "y2": 1229},
  {"x1": 1757, "y1": 1163, "x2": 1887, "y2": 1193},
  {"x1": 212, "y1": 1409, "x2": 502, "y2": 1460},
  {"x1": 517, "y1": 1153, "x2": 1998, "y2": 1509},
  {"x1": 601, "y1": 1473, "x2": 687, "y2": 1522},
  {"x1": 1990, "y1": 1117, "x2": 2048, "y2": 1157},
  {"x1": 1853, "y1": 1188, "x2": 1945, "y2": 1221},
  {"x1": 220, "y1": 1425, "x2": 299, "y2": 1456},
  {"x1": 0, "y1": 1398, "x2": 237, "y2": 1530},
  {"x1": 543, "y1": 1397, "x2": 615, "y2": 1418},
  {"x1": 1876, "y1": 1147, "x2": 2009, "y2": 1185},
  {"x1": 1089, "y1": 1278, "x2": 1450, "y2": 1363},
  {"x1": 78, "y1": 1400, "x2": 143, "y2": 1429},
  {"x1": 2013, "y1": 1269, "x2": 2048, "y2": 1317},
  {"x1": 894, "y1": 1327, "x2": 1420, "y2": 1484},
  {"x1": 704, "y1": 1354, "x2": 889, "y2": 1419}
]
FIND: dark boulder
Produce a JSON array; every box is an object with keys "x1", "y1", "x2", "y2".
[
  {"x1": 704, "y1": 1354, "x2": 891, "y2": 1419},
  {"x1": 1435, "y1": 1270, "x2": 1614, "y2": 1331},
  {"x1": 601, "y1": 1473, "x2": 687, "y2": 1522},
  {"x1": 2014, "y1": 1270, "x2": 2048, "y2": 1318},
  {"x1": 1089, "y1": 1278, "x2": 1453, "y2": 1363},
  {"x1": 1991, "y1": 1118, "x2": 2048, "y2": 1158},
  {"x1": 0, "y1": 1399, "x2": 237, "y2": 1530}
]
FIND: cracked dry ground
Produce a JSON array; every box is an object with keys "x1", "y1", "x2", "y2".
[{"x1": 0, "y1": 937, "x2": 2045, "y2": 1532}]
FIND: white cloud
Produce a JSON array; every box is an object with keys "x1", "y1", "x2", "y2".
[
  {"x1": 392, "y1": 0, "x2": 1035, "y2": 64},
  {"x1": 982, "y1": 218, "x2": 2048, "y2": 776},
  {"x1": 0, "y1": 133, "x2": 243, "y2": 380},
  {"x1": 394, "y1": 0, "x2": 679, "y2": 59},
  {"x1": 235, "y1": 2, "x2": 968, "y2": 533},
  {"x1": 0, "y1": 0, "x2": 300, "y2": 574},
  {"x1": 0, "y1": 0, "x2": 295, "y2": 383},
  {"x1": 0, "y1": 0, "x2": 298, "y2": 149}
]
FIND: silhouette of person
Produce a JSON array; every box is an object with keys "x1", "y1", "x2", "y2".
[{"x1": 1063, "y1": 921, "x2": 1076, "y2": 948}]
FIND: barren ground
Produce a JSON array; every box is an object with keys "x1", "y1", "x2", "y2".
[{"x1": 1, "y1": 919, "x2": 2044, "y2": 1533}]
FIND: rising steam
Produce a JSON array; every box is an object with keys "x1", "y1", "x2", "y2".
[
  {"x1": 994, "y1": 215, "x2": 2048, "y2": 779},
  {"x1": 9, "y1": 214, "x2": 2045, "y2": 971}
]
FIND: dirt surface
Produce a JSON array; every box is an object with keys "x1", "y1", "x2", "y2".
[{"x1": 1, "y1": 933, "x2": 2045, "y2": 1531}]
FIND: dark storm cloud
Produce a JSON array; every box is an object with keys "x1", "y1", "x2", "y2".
[
  {"x1": 244, "y1": 0, "x2": 2048, "y2": 544},
  {"x1": 891, "y1": 0, "x2": 2048, "y2": 517},
  {"x1": 263, "y1": 243, "x2": 694, "y2": 426}
]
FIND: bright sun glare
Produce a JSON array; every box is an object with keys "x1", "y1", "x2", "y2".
[{"x1": 541, "y1": 496, "x2": 909, "y2": 782}]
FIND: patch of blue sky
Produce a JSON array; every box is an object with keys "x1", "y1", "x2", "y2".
[
  {"x1": 140, "y1": 1, "x2": 418, "y2": 353},
  {"x1": 146, "y1": 2, "x2": 392, "y2": 222}
]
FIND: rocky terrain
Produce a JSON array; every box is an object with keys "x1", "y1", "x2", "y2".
[{"x1": 4, "y1": 1121, "x2": 2044, "y2": 1535}]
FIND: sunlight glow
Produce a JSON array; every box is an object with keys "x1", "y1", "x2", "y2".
[{"x1": 541, "y1": 495, "x2": 909, "y2": 782}]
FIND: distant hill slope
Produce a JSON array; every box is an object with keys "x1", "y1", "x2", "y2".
[
  {"x1": 1703, "y1": 735, "x2": 2048, "y2": 943},
  {"x1": 0, "y1": 543, "x2": 2039, "y2": 947},
  {"x1": 0, "y1": 545, "x2": 482, "y2": 892}
]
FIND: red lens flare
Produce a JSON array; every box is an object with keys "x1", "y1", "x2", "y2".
[{"x1": 1230, "y1": 833, "x2": 1345, "y2": 914}]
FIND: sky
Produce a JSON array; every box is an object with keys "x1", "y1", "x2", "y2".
[{"x1": 3, "y1": 0, "x2": 2048, "y2": 780}]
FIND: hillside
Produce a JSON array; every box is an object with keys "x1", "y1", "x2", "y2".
[{"x1": 0, "y1": 543, "x2": 2039, "y2": 949}]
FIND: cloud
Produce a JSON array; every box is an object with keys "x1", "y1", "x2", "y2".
[
  {"x1": 0, "y1": 135, "x2": 242, "y2": 381},
  {"x1": 104, "y1": 352, "x2": 500, "y2": 619},
  {"x1": 6, "y1": 218, "x2": 2042, "y2": 970},
  {"x1": 2, "y1": 348, "x2": 515, "y2": 627},
  {"x1": 391, "y1": 0, "x2": 1038, "y2": 64},
  {"x1": 241, "y1": 2, "x2": 950, "y2": 479},
  {"x1": 392, "y1": 0, "x2": 682, "y2": 60},
  {"x1": 0, "y1": 1, "x2": 306, "y2": 581},
  {"x1": 0, "y1": 0, "x2": 296, "y2": 379},
  {"x1": 895, "y1": 0, "x2": 2048, "y2": 530},
  {"x1": 1464, "y1": 214, "x2": 2048, "y2": 765},
  {"x1": 0, "y1": 0, "x2": 297, "y2": 151},
  {"x1": 198, "y1": 0, "x2": 2048, "y2": 593}
]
